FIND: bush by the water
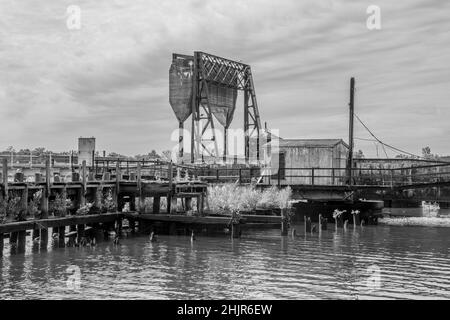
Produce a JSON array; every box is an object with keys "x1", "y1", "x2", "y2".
[
  {"x1": 379, "y1": 216, "x2": 450, "y2": 227},
  {"x1": 207, "y1": 184, "x2": 292, "y2": 215}
]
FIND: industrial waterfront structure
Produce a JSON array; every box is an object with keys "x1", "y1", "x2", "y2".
[{"x1": 169, "y1": 52, "x2": 262, "y2": 164}]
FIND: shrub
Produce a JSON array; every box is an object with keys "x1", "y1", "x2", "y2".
[
  {"x1": 277, "y1": 186, "x2": 293, "y2": 209},
  {"x1": 258, "y1": 186, "x2": 280, "y2": 209},
  {"x1": 28, "y1": 190, "x2": 42, "y2": 218},
  {"x1": 76, "y1": 203, "x2": 93, "y2": 215},
  {"x1": 207, "y1": 184, "x2": 293, "y2": 215},
  {"x1": 103, "y1": 189, "x2": 116, "y2": 213},
  {"x1": 50, "y1": 189, "x2": 72, "y2": 217}
]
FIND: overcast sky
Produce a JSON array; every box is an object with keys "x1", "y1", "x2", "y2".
[{"x1": 1, "y1": 0, "x2": 449, "y2": 157}]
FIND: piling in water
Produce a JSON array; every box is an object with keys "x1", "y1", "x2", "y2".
[
  {"x1": 17, "y1": 230, "x2": 26, "y2": 253},
  {"x1": 281, "y1": 208, "x2": 289, "y2": 236},
  {"x1": 304, "y1": 215, "x2": 312, "y2": 233},
  {"x1": 353, "y1": 212, "x2": 360, "y2": 226},
  {"x1": 319, "y1": 214, "x2": 327, "y2": 230},
  {"x1": 0, "y1": 233, "x2": 4, "y2": 256}
]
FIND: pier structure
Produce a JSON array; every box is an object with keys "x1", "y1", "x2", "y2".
[{"x1": 0, "y1": 157, "x2": 284, "y2": 256}]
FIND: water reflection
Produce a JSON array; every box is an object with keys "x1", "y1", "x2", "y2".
[{"x1": 0, "y1": 225, "x2": 449, "y2": 299}]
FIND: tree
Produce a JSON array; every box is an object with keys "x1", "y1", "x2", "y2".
[
  {"x1": 422, "y1": 146, "x2": 432, "y2": 159},
  {"x1": 421, "y1": 146, "x2": 440, "y2": 160},
  {"x1": 32, "y1": 147, "x2": 46, "y2": 156},
  {"x1": 148, "y1": 150, "x2": 160, "y2": 158},
  {"x1": 354, "y1": 149, "x2": 365, "y2": 159}
]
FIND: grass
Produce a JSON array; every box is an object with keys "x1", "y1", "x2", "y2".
[{"x1": 207, "y1": 183, "x2": 292, "y2": 215}]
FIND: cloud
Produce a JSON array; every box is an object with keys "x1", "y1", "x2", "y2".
[{"x1": 0, "y1": 0, "x2": 449, "y2": 157}]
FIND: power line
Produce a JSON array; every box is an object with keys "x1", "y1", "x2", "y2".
[{"x1": 354, "y1": 113, "x2": 423, "y2": 158}]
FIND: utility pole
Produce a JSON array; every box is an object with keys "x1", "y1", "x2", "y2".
[{"x1": 347, "y1": 77, "x2": 355, "y2": 186}]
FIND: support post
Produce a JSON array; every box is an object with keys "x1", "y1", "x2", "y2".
[
  {"x1": 223, "y1": 126, "x2": 228, "y2": 163},
  {"x1": 153, "y1": 197, "x2": 161, "y2": 214},
  {"x1": 115, "y1": 160, "x2": 120, "y2": 211},
  {"x1": 353, "y1": 211, "x2": 360, "y2": 226},
  {"x1": 137, "y1": 162, "x2": 143, "y2": 213},
  {"x1": 40, "y1": 159, "x2": 50, "y2": 250},
  {"x1": 167, "y1": 162, "x2": 173, "y2": 214},
  {"x1": 81, "y1": 160, "x2": 87, "y2": 207},
  {"x1": 77, "y1": 224, "x2": 85, "y2": 243},
  {"x1": 319, "y1": 214, "x2": 327, "y2": 230},
  {"x1": 185, "y1": 197, "x2": 192, "y2": 212},
  {"x1": 304, "y1": 216, "x2": 312, "y2": 233},
  {"x1": 2, "y1": 158, "x2": 8, "y2": 199},
  {"x1": 347, "y1": 77, "x2": 355, "y2": 186},
  {"x1": 281, "y1": 208, "x2": 289, "y2": 236},
  {"x1": 17, "y1": 230, "x2": 26, "y2": 253},
  {"x1": 179, "y1": 121, "x2": 184, "y2": 162},
  {"x1": 0, "y1": 233, "x2": 3, "y2": 257},
  {"x1": 231, "y1": 211, "x2": 241, "y2": 238},
  {"x1": 59, "y1": 225, "x2": 65, "y2": 247}
]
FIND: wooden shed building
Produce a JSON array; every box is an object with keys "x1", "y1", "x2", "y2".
[{"x1": 263, "y1": 138, "x2": 349, "y2": 185}]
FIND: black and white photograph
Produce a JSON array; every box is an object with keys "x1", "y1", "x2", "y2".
[{"x1": 0, "y1": 0, "x2": 449, "y2": 306}]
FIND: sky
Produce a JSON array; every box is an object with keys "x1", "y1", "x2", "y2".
[{"x1": 1, "y1": 0, "x2": 449, "y2": 157}]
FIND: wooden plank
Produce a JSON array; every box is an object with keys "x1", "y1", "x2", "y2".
[
  {"x1": 125, "y1": 213, "x2": 232, "y2": 225},
  {"x1": 0, "y1": 213, "x2": 124, "y2": 234},
  {"x1": 240, "y1": 214, "x2": 282, "y2": 224}
]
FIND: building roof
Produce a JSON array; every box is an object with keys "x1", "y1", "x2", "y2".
[{"x1": 276, "y1": 139, "x2": 349, "y2": 148}]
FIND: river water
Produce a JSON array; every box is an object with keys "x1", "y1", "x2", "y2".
[{"x1": 1, "y1": 223, "x2": 449, "y2": 300}]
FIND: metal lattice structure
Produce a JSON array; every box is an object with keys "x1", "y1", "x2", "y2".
[{"x1": 190, "y1": 51, "x2": 262, "y2": 163}]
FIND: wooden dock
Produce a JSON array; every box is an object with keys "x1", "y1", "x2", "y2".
[{"x1": 0, "y1": 158, "x2": 284, "y2": 256}]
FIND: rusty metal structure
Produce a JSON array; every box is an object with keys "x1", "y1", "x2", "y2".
[{"x1": 169, "y1": 51, "x2": 262, "y2": 164}]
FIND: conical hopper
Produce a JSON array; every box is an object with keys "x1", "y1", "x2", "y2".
[
  {"x1": 207, "y1": 83, "x2": 238, "y2": 128},
  {"x1": 169, "y1": 55, "x2": 194, "y2": 123}
]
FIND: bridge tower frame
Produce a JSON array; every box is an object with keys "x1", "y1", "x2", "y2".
[{"x1": 190, "y1": 52, "x2": 262, "y2": 164}]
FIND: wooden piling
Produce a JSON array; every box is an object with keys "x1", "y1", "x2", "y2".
[
  {"x1": 281, "y1": 208, "x2": 289, "y2": 236},
  {"x1": 129, "y1": 219, "x2": 136, "y2": 233},
  {"x1": 167, "y1": 162, "x2": 173, "y2": 214},
  {"x1": 81, "y1": 161, "x2": 87, "y2": 207},
  {"x1": 353, "y1": 211, "x2": 360, "y2": 226},
  {"x1": 169, "y1": 197, "x2": 178, "y2": 214},
  {"x1": 17, "y1": 230, "x2": 26, "y2": 253},
  {"x1": 102, "y1": 172, "x2": 111, "y2": 181},
  {"x1": 336, "y1": 214, "x2": 344, "y2": 228},
  {"x1": 77, "y1": 224, "x2": 85, "y2": 243},
  {"x1": 231, "y1": 223, "x2": 241, "y2": 238},
  {"x1": 116, "y1": 218, "x2": 122, "y2": 237},
  {"x1": 137, "y1": 162, "x2": 144, "y2": 213},
  {"x1": 10, "y1": 231, "x2": 18, "y2": 246},
  {"x1": 304, "y1": 215, "x2": 312, "y2": 233},
  {"x1": 153, "y1": 196, "x2": 160, "y2": 214},
  {"x1": 319, "y1": 214, "x2": 327, "y2": 230},
  {"x1": 115, "y1": 160, "x2": 120, "y2": 211},
  {"x1": 2, "y1": 158, "x2": 8, "y2": 199},
  {"x1": 40, "y1": 159, "x2": 50, "y2": 250},
  {"x1": 0, "y1": 233, "x2": 3, "y2": 256},
  {"x1": 58, "y1": 225, "x2": 65, "y2": 247},
  {"x1": 185, "y1": 197, "x2": 192, "y2": 212}
]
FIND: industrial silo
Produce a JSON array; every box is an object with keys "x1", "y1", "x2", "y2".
[{"x1": 169, "y1": 54, "x2": 194, "y2": 161}]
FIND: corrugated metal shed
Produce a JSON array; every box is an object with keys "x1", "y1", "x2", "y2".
[{"x1": 277, "y1": 139, "x2": 349, "y2": 148}]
